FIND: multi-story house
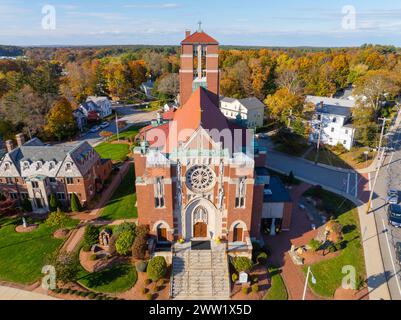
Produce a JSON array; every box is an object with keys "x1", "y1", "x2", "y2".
[
  {"x1": 220, "y1": 97, "x2": 265, "y2": 128},
  {"x1": 0, "y1": 134, "x2": 112, "y2": 213},
  {"x1": 307, "y1": 95, "x2": 356, "y2": 150},
  {"x1": 78, "y1": 96, "x2": 112, "y2": 121}
]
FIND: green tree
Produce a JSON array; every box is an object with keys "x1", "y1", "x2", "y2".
[
  {"x1": 232, "y1": 256, "x2": 253, "y2": 273},
  {"x1": 21, "y1": 198, "x2": 32, "y2": 212},
  {"x1": 45, "y1": 98, "x2": 77, "y2": 141},
  {"x1": 146, "y1": 256, "x2": 167, "y2": 281},
  {"x1": 83, "y1": 225, "x2": 99, "y2": 251},
  {"x1": 46, "y1": 209, "x2": 70, "y2": 228},
  {"x1": 70, "y1": 193, "x2": 82, "y2": 212},
  {"x1": 49, "y1": 193, "x2": 60, "y2": 212},
  {"x1": 53, "y1": 252, "x2": 79, "y2": 285},
  {"x1": 115, "y1": 231, "x2": 135, "y2": 256}
]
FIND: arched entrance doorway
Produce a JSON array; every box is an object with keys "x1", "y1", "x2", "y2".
[{"x1": 193, "y1": 222, "x2": 207, "y2": 238}]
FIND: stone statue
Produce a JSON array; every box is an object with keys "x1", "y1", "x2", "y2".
[
  {"x1": 218, "y1": 188, "x2": 224, "y2": 210},
  {"x1": 239, "y1": 178, "x2": 245, "y2": 196},
  {"x1": 22, "y1": 217, "x2": 27, "y2": 228},
  {"x1": 219, "y1": 160, "x2": 224, "y2": 178}
]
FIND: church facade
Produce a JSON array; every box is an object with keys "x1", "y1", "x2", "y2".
[{"x1": 134, "y1": 27, "x2": 292, "y2": 255}]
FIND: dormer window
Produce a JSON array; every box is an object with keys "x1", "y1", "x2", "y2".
[
  {"x1": 332, "y1": 117, "x2": 337, "y2": 123},
  {"x1": 23, "y1": 161, "x2": 29, "y2": 170},
  {"x1": 49, "y1": 161, "x2": 56, "y2": 170},
  {"x1": 35, "y1": 161, "x2": 43, "y2": 170}
]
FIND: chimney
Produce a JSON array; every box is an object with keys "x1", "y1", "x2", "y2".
[
  {"x1": 5, "y1": 140, "x2": 14, "y2": 153},
  {"x1": 185, "y1": 29, "x2": 191, "y2": 38},
  {"x1": 15, "y1": 133, "x2": 25, "y2": 147}
]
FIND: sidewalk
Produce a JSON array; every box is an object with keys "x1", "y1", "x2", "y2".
[
  {"x1": 0, "y1": 286, "x2": 59, "y2": 300},
  {"x1": 357, "y1": 203, "x2": 391, "y2": 300}
]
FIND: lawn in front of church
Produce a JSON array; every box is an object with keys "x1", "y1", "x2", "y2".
[
  {"x1": 101, "y1": 164, "x2": 138, "y2": 220},
  {"x1": 0, "y1": 215, "x2": 78, "y2": 284}
]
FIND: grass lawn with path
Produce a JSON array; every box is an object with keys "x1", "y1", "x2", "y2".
[
  {"x1": 101, "y1": 164, "x2": 137, "y2": 220},
  {"x1": 302, "y1": 187, "x2": 365, "y2": 298},
  {"x1": 109, "y1": 125, "x2": 141, "y2": 142},
  {"x1": 95, "y1": 143, "x2": 130, "y2": 162},
  {"x1": 264, "y1": 267, "x2": 288, "y2": 300},
  {"x1": 77, "y1": 263, "x2": 137, "y2": 293},
  {"x1": 0, "y1": 216, "x2": 78, "y2": 284}
]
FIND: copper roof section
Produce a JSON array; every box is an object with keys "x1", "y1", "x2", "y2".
[{"x1": 181, "y1": 31, "x2": 219, "y2": 45}]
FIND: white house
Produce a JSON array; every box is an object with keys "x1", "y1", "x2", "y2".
[
  {"x1": 307, "y1": 96, "x2": 356, "y2": 150},
  {"x1": 140, "y1": 80, "x2": 154, "y2": 99},
  {"x1": 79, "y1": 96, "x2": 112, "y2": 121},
  {"x1": 220, "y1": 97, "x2": 265, "y2": 128}
]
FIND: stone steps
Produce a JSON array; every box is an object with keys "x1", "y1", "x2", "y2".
[{"x1": 171, "y1": 244, "x2": 230, "y2": 300}]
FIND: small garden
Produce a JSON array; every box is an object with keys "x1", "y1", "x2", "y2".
[
  {"x1": 101, "y1": 164, "x2": 137, "y2": 221},
  {"x1": 298, "y1": 186, "x2": 366, "y2": 298},
  {"x1": 49, "y1": 221, "x2": 169, "y2": 300},
  {"x1": 230, "y1": 242, "x2": 288, "y2": 300}
]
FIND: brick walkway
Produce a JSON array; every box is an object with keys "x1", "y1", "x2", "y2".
[
  {"x1": 61, "y1": 161, "x2": 132, "y2": 253},
  {"x1": 265, "y1": 183, "x2": 321, "y2": 300}
]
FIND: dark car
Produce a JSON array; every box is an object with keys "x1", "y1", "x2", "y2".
[
  {"x1": 388, "y1": 204, "x2": 401, "y2": 228},
  {"x1": 396, "y1": 242, "x2": 401, "y2": 265}
]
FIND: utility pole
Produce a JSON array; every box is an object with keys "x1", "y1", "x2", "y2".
[
  {"x1": 366, "y1": 117, "x2": 390, "y2": 214},
  {"x1": 302, "y1": 266, "x2": 316, "y2": 300},
  {"x1": 115, "y1": 113, "x2": 120, "y2": 142}
]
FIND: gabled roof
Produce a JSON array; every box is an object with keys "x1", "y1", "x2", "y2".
[{"x1": 181, "y1": 31, "x2": 219, "y2": 45}]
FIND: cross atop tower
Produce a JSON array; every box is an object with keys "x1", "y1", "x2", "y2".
[{"x1": 198, "y1": 21, "x2": 202, "y2": 32}]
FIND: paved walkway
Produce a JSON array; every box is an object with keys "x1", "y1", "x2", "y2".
[
  {"x1": 0, "y1": 286, "x2": 59, "y2": 300},
  {"x1": 61, "y1": 161, "x2": 132, "y2": 253}
]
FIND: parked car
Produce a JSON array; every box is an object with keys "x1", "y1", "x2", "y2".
[
  {"x1": 396, "y1": 242, "x2": 401, "y2": 264},
  {"x1": 387, "y1": 189, "x2": 399, "y2": 204},
  {"x1": 388, "y1": 204, "x2": 401, "y2": 228},
  {"x1": 100, "y1": 121, "x2": 110, "y2": 129},
  {"x1": 89, "y1": 126, "x2": 100, "y2": 133}
]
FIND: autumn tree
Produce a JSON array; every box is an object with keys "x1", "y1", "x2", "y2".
[
  {"x1": 264, "y1": 88, "x2": 304, "y2": 122},
  {"x1": 157, "y1": 73, "x2": 179, "y2": 96},
  {"x1": 128, "y1": 60, "x2": 147, "y2": 88},
  {"x1": 45, "y1": 98, "x2": 77, "y2": 141}
]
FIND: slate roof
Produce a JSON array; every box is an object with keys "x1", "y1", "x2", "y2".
[{"x1": 263, "y1": 176, "x2": 291, "y2": 203}]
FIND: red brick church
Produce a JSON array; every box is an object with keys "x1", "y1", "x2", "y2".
[{"x1": 134, "y1": 26, "x2": 292, "y2": 256}]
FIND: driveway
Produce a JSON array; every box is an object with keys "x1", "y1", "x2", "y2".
[{"x1": 0, "y1": 286, "x2": 58, "y2": 300}]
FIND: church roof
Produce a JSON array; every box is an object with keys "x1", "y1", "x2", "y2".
[
  {"x1": 181, "y1": 31, "x2": 219, "y2": 45},
  {"x1": 143, "y1": 87, "x2": 249, "y2": 153}
]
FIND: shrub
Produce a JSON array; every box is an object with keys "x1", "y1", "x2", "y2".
[
  {"x1": 232, "y1": 273, "x2": 238, "y2": 283},
  {"x1": 132, "y1": 226, "x2": 149, "y2": 259},
  {"x1": 328, "y1": 245, "x2": 337, "y2": 253},
  {"x1": 136, "y1": 225, "x2": 150, "y2": 238},
  {"x1": 141, "y1": 287, "x2": 148, "y2": 295},
  {"x1": 51, "y1": 252, "x2": 80, "y2": 285},
  {"x1": 46, "y1": 209, "x2": 69, "y2": 228},
  {"x1": 21, "y1": 198, "x2": 32, "y2": 212},
  {"x1": 251, "y1": 284, "x2": 259, "y2": 293},
  {"x1": 256, "y1": 252, "x2": 268, "y2": 265},
  {"x1": 115, "y1": 231, "x2": 135, "y2": 255},
  {"x1": 308, "y1": 239, "x2": 322, "y2": 252},
  {"x1": 157, "y1": 279, "x2": 164, "y2": 286},
  {"x1": 135, "y1": 260, "x2": 148, "y2": 273},
  {"x1": 252, "y1": 276, "x2": 258, "y2": 284},
  {"x1": 146, "y1": 293, "x2": 153, "y2": 300},
  {"x1": 87, "y1": 293, "x2": 96, "y2": 299},
  {"x1": 241, "y1": 287, "x2": 248, "y2": 295},
  {"x1": 147, "y1": 256, "x2": 167, "y2": 281},
  {"x1": 153, "y1": 284, "x2": 160, "y2": 293},
  {"x1": 83, "y1": 225, "x2": 99, "y2": 249},
  {"x1": 61, "y1": 288, "x2": 69, "y2": 294},
  {"x1": 114, "y1": 222, "x2": 136, "y2": 237},
  {"x1": 89, "y1": 254, "x2": 97, "y2": 261},
  {"x1": 144, "y1": 279, "x2": 152, "y2": 285},
  {"x1": 53, "y1": 288, "x2": 61, "y2": 293},
  {"x1": 70, "y1": 193, "x2": 82, "y2": 212},
  {"x1": 232, "y1": 257, "x2": 253, "y2": 273},
  {"x1": 49, "y1": 194, "x2": 60, "y2": 212}
]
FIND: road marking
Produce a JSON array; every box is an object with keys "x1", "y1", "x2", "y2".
[
  {"x1": 355, "y1": 173, "x2": 358, "y2": 198},
  {"x1": 381, "y1": 218, "x2": 401, "y2": 296},
  {"x1": 347, "y1": 173, "x2": 350, "y2": 194}
]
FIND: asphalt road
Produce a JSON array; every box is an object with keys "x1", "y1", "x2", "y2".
[
  {"x1": 371, "y1": 123, "x2": 401, "y2": 300},
  {"x1": 75, "y1": 105, "x2": 158, "y2": 146}
]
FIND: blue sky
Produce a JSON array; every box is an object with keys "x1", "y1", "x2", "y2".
[{"x1": 1, "y1": 0, "x2": 401, "y2": 46}]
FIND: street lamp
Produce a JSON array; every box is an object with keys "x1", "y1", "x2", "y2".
[{"x1": 302, "y1": 266, "x2": 316, "y2": 300}]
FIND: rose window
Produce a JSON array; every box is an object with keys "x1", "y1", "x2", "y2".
[{"x1": 186, "y1": 165, "x2": 215, "y2": 193}]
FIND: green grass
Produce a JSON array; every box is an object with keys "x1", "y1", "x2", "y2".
[
  {"x1": 101, "y1": 164, "x2": 137, "y2": 220},
  {"x1": 77, "y1": 263, "x2": 137, "y2": 293},
  {"x1": 95, "y1": 143, "x2": 130, "y2": 162},
  {"x1": 109, "y1": 125, "x2": 141, "y2": 142},
  {"x1": 302, "y1": 187, "x2": 365, "y2": 298},
  {"x1": 264, "y1": 267, "x2": 288, "y2": 300},
  {"x1": 0, "y1": 217, "x2": 78, "y2": 284}
]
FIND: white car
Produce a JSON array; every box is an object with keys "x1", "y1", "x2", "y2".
[
  {"x1": 100, "y1": 121, "x2": 110, "y2": 129},
  {"x1": 387, "y1": 189, "x2": 399, "y2": 204}
]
